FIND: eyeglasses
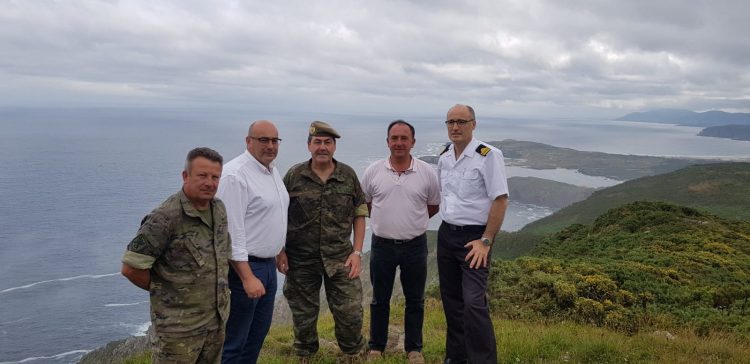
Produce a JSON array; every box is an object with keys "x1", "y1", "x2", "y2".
[
  {"x1": 444, "y1": 119, "x2": 474, "y2": 126},
  {"x1": 249, "y1": 136, "x2": 282, "y2": 145}
]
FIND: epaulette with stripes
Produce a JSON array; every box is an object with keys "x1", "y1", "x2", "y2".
[
  {"x1": 475, "y1": 144, "x2": 491, "y2": 156},
  {"x1": 439, "y1": 143, "x2": 451, "y2": 156}
]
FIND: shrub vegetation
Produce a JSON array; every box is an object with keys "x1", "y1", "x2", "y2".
[{"x1": 486, "y1": 201, "x2": 750, "y2": 337}]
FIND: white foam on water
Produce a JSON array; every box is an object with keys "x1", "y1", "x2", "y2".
[
  {"x1": 0, "y1": 273, "x2": 119, "y2": 294},
  {"x1": 132, "y1": 322, "x2": 150, "y2": 337},
  {"x1": 0, "y1": 349, "x2": 90, "y2": 364},
  {"x1": 0, "y1": 317, "x2": 29, "y2": 326},
  {"x1": 104, "y1": 301, "x2": 148, "y2": 308},
  {"x1": 114, "y1": 321, "x2": 151, "y2": 337}
]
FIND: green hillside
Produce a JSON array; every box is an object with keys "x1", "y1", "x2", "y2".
[
  {"x1": 489, "y1": 201, "x2": 750, "y2": 337},
  {"x1": 521, "y1": 162, "x2": 750, "y2": 235}
]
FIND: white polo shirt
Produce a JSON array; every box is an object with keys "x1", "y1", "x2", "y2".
[
  {"x1": 216, "y1": 150, "x2": 290, "y2": 260},
  {"x1": 438, "y1": 138, "x2": 509, "y2": 226},
  {"x1": 361, "y1": 156, "x2": 441, "y2": 240}
]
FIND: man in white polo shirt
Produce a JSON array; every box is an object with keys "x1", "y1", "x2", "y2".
[
  {"x1": 361, "y1": 120, "x2": 440, "y2": 364},
  {"x1": 217, "y1": 120, "x2": 290, "y2": 364}
]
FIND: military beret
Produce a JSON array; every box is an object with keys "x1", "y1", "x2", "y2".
[{"x1": 309, "y1": 120, "x2": 341, "y2": 138}]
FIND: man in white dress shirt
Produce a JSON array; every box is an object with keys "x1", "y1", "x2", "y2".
[
  {"x1": 361, "y1": 120, "x2": 440, "y2": 364},
  {"x1": 217, "y1": 120, "x2": 290, "y2": 364},
  {"x1": 437, "y1": 105, "x2": 509, "y2": 364}
]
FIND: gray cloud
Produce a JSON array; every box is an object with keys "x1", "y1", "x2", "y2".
[{"x1": 1, "y1": 0, "x2": 748, "y2": 118}]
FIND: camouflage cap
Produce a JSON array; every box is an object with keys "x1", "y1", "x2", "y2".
[{"x1": 309, "y1": 120, "x2": 341, "y2": 139}]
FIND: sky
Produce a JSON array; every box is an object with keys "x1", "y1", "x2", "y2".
[{"x1": 1, "y1": 0, "x2": 749, "y2": 118}]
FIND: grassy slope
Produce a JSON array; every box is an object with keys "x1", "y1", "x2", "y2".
[
  {"x1": 125, "y1": 298, "x2": 750, "y2": 363},
  {"x1": 255, "y1": 298, "x2": 750, "y2": 364},
  {"x1": 521, "y1": 162, "x2": 750, "y2": 235}
]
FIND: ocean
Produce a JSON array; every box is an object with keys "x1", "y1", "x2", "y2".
[{"x1": 1, "y1": 108, "x2": 749, "y2": 363}]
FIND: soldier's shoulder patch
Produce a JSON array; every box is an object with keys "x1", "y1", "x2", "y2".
[
  {"x1": 128, "y1": 234, "x2": 152, "y2": 252},
  {"x1": 475, "y1": 144, "x2": 491, "y2": 157},
  {"x1": 439, "y1": 143, "x2": 451, "y2": 156}
]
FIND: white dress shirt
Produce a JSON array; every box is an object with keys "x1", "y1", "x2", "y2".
[
  {"x1": 361, "y1": 157, "x2": 441, "y2": 240},
  {"x1": 216, "y1": 150, "x2": 290, "y2": 260},
  {"x1": 438, "y1": 138, "x2": 509, "y2": 226}
]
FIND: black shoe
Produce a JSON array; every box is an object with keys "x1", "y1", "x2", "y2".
[{"x1": 443, "y1": 359, "x2": 468, "y2": 364}]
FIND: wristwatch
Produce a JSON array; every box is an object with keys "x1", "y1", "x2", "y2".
[
  {"x1": 480, "y1": 237, "x2": 493, "y2": 247},
  {"x1": 353, "y1": 250, "x2": 363, "y2": 257}
]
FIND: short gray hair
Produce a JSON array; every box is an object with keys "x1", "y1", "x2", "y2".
[
  {"x1": 185, "y1": 147, "x2": 223, "y2": 172},
  {"x1": 465, "y1": 105, "x2": 476, "y2": 120}
]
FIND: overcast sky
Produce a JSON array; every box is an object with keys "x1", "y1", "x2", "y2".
[{"x1": 1, "y1": 0, "x2": 749, "y2": 118}]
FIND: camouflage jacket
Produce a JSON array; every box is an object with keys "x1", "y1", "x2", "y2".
[
  {"x1": 283, "y1": 159, "x2": 368, "y2": 270},
  {"x1": 122, "y1": 189, "x2": 231, "y2": 335}
]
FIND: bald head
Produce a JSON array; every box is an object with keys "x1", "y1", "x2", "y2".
[
  {"x1": 248, "y1": 120, "x2": 278, "y2": 136},
  {"x1": 447, "y1": 104, "x2": 475, "y2": 120}
]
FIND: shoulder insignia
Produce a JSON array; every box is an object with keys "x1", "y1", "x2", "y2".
[
  {"x1": 439, "y1": 143, "x2": 451, "y2": 156},
  {"x1": 476, "y1": 144, "x2": 491, "y2": 156}
]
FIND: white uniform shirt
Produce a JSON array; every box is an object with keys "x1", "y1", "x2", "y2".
[
  {"x1": 438, "y1": 138, "x2": 509, "y2": 226},
  {"x1": 361, "y1": 157, "x2": 441, "y2": 240},
  {"x1": 216, "y1": 150, "x2": 290, "y2": 260}
]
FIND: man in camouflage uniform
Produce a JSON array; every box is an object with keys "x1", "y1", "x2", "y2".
[
  {"x1": 121, "y1": 147, "x2": 231, "y2": 364},
  {"x1": 276, "y1": 121, "x2": 368, "y2": 363}
]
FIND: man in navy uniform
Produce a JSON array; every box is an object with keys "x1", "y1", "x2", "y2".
[{"x1": 437, "y1": 104, "x2": 509, "y2": 364}]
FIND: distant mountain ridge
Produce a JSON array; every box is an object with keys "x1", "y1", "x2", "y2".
[{"x1": 617, "y1": 109, "x2": 750, "y2": 126}]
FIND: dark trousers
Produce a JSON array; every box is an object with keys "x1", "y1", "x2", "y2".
[
  {"x1": 222, "y1": 256, "x2": 277, "y2": 364},
  {"x1": 437, "y1": 222, "x2": 497, "y2": 364},
  {"x1": 368, "y1": 233, "x2": 428, "y2": 353}
]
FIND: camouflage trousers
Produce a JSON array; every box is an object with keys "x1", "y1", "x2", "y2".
[
  {"x1": 284, "y1": 260, "x2": 365, "y2": 356},
  {"x1": 152, "y1": 325, "x2": 225, "y2": 364}
]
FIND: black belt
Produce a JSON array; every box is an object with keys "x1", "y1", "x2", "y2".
[
  {"x1": 373, "y1": 233, "x2": 425, "y2": 245},
  {"x1": 442, "y1": 222, "x2": 485, "y2": 232},
  {"x1": 247, "y1": 255, "x2": 275, "y2": 262}
]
